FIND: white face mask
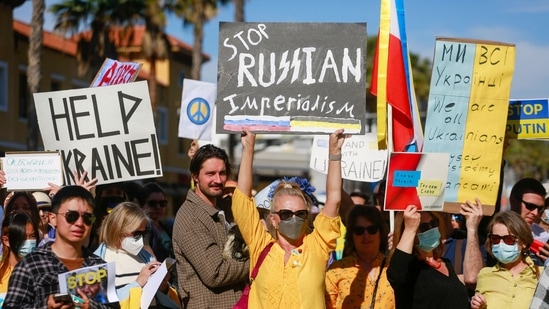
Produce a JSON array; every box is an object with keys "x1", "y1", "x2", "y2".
[{"x1": 121, "y1": 236, "x2": 144, "y2": 255}]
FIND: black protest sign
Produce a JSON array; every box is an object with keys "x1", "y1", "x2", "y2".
[
  {"x1": 217, "y1": 22, "x2": 367, "y2": 134},
  {"x1": 33, "y1": 81, "x2": 162, "y2": 185}
]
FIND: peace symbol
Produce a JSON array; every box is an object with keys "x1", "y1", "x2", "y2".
[{"x1": 187, "y1": 97, "x2": 211, "y2": 125}]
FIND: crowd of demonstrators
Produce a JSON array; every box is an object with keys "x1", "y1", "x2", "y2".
[
  {"x1": 472, "y1": 211, "x2": 539, "y2": 309},
  {"x1": 325, "y1": 205, "x2": 395, "y2": 309},
  {"x1": 172, "y1": 144, "x2": 250, "y2": 308},
  {"x1": 3, "y1": 186, "x2": 117, "y2": 308},
  {"x1": 232, "y1": 128, "x2": 346, "y2": 308},
  {"x1": 387, "y1": 200, "x2": 484, "y2": 309},
  {"x1": 2, "y1": 148, "x2": 549, "y2": 309}
]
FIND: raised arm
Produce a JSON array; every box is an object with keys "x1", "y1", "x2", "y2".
[
  {"x1": 322, "y1": 129, "x2": 346, "y2": 218},
  {"x1": 237, "y1": 128, "x2": 256, "y2": 197},
  {"x1": 460, "y1": 198, "x2": 484, "y2": 287},
  {"x1": 396, "y1": 205, "x2": 421, "y2": 254}
]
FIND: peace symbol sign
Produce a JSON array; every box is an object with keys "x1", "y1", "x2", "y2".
[{"x1": 187, "y1": 97, "x2": 211, "y2": 125}]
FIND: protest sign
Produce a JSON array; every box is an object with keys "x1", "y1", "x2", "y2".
[
  {"x1": 310, "y1": 133, "x2": 387, "y2": 182},
  {"x1": 178, "y1": 79, "x2": 216, "y2": 141},
  {"x1": 2, "y1": 151, "x2": 63, "y2": 190},
  {"x1": 385, "y1": 152, "x2": 449, "y2": 211},
  {"x1": 423, "y1": 38, "x2": 515, "y2": 214},
  {"x1": 34, "y1": 81, "x2": 162, "y2": 185},
  {"x1": 90, "y1": 58, "x2": 142, "y2": 87},
  {"x1": 142, "y1": 258, "x2": 177, "y2": 309},
  {"x1": 58, "y1": 262, "x2": 118, "y2": 304},
  {"x1": 217, "y1": 22, "x2": 367, "y2": 134},
  {"x1": 506, "y1": 98, "x2": 549, "y2": 139}
]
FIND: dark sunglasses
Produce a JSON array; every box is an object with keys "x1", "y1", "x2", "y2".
[
  {"x1": 273, "y1": 209, "x2": 309, "y2": 221},
  {"x1": 523, "y1": 200, "x2": 544, "y2": 212},
  {"x1": 353, "y1": 225, "x2": 379, "y2": 236},
  {"x1": 489, "y1": 234, "x2": 518, "y2": 245},
  {"x1": 58, "y1": 210, "x2": 96, "y2": 226},
  {"x1": 147, "y1": 200, "x2": 168, "y2": 208},
  {"x1": 130, "y1": 229, "x2": 150, "y2": 241}
]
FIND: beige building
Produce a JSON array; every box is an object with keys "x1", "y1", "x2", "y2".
[{"x1": 0, "y1": 9, "x2": 205, "y2": 215}]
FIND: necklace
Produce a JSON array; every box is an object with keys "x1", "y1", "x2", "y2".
[{"x1": 425, "y1": 257, "x2": 442, "y2": 269}]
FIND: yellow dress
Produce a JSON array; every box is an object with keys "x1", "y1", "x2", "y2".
[
  {"x1": 233, "y1": 188, "x2": 340, "y2": 309},
  {"x1": 325, "y1": 253, "x2": 395, "y2": 309}
]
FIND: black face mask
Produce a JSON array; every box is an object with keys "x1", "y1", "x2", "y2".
[{"x1": 101, "y1": 196, "x2": 126, "y2": 213}]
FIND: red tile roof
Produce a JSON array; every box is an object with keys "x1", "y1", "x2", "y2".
[
  {"x1": 13, "y1": 19, "x2": 209, "y2": 61},
  {"x1": 13, "y1": 19, "x2": 78, "y2": 55}
]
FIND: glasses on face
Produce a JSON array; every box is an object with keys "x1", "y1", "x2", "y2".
[
  {"x1": 58, "y1": 210, "x2": 96, "y2": 226},
  {"x1": 147, "y1": 200, "x2": 168, "y2": 208},
  {"x1": 353, "y1": 225, "x2": 379, "y2": 236},
  {"x1": 273, "y1": 209, "x2": 309, "y2": 221},
  {"x1": 522, "y1": 200, "x2": 544, "y2": 212},
  {"x1": 130, "y1": 229, "x2": 149, "y2": 241},
  {"x1": 489, "y1": 234, "x2": 518, "y2": 245}
]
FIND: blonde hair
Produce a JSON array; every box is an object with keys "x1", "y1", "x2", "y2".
[
  {"x1": 98, "y1": 202, "x2": 148, "y2": 249},
  {"x1": 270, "y1": 181, "x2": 312, "y2": 212}
]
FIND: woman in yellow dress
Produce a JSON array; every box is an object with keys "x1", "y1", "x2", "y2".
[{"x1": 233, "y1": 128, "x2": 346, "y2": 308}]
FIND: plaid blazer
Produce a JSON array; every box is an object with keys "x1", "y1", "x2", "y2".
[
  {"x1": 3, "y1": 242, "x2": 119, "y2": 309},
  {"x1": 172, "y1": 190, "x2": 249, "y2": 308}
]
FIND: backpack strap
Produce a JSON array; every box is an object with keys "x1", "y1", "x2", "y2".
[{"x1": 251, "y1": 242, "x2": 274, "y2": 279}]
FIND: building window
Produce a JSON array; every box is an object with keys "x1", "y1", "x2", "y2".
[
  {"x1": 157, "y1": 106, "x2": 168, "y2": 145},
  {"x1": 18, "y1": 72, "x2": 29, "y2": 119},
  {"x1": 0, "y1": 62, "x2": 7, "y2": 112}
]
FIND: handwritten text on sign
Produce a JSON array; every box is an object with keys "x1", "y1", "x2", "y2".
[
  {"x1": 2, "y1": 151, "x2": 63, "y2": 190},
  {"x1": 34, "y1": 81, "x2": 162, "y2": 185},
  {"x1": 310, "y1": 134, "x2": 387, "y2": 182},
  {"x1": 385, "y1": 152, "x2": 449, "y2": 212},
  {"x1": 216, "y1": 22, "x2": 367, "y2": 134},
  {"x1": 423, "y1": 38, "x2": 515, "y2": 213},
  {"x1": 90, "y1": 58, "x2": 142, "y2": 87}
]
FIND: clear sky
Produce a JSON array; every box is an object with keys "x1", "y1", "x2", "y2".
[{"x1": 14, "y1": 0, "x2": 549, "y2": 99}]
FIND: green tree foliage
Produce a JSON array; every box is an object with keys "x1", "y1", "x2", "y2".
[{"x1": 506, "y1": 139, "x2": 549, "y2": 181}]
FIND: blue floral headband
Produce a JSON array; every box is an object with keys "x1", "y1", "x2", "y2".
[{"x1": 267, "y1": 177, "x2": 318, "y2": 205}]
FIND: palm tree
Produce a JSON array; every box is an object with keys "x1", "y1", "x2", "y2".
[
  {"x1": 227, "y1": 0, "x2": 245, "y2": 161},
  {"x1": 50, "y1": 0, "x2": 170, "y2": 122},
  {"x1": 49, "y1": 0, "x2": 128, "y2": 77},
  {"x1": 234, "y1": 0, "x2": 244, "y2": 23},
  {"x1": 169, "y1": 0, "x2": 229, "y2": 80},
  {"x1": 141, "y1": 0, "x2": 170, "y2": 121},
  {"x1": 26, "y1": 0, "x2": 45, "y2": 151}
]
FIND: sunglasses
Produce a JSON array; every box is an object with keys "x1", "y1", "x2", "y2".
[
  {"x1": 523, "y1": 200, "x2": 544, "y2": 212},
  {"x1": 130, "y1": 229, "x2": 149, "y2": 241},
  {"x1": 58, "y1": 210, "x2": 96, "y2": 226},
  {"x1": 273, "y1": 209, "x2": 309, "y2": 221},
  {"x1": 147, "y1": 200, "x2": 168, "y2": 208},
  {"x1": 489, "y1": 234, "x2": 518, "y2": 245},
  {"x1": 353, "y1": 225, "x2": 379, "y2": 236}
]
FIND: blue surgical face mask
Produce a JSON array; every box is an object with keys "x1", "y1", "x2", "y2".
[
  {"x1": 416, "y1": 227, "x2": 441, "y2": 252},
  {"x1": 18, "y1": 239, "x2": 37, "y2": 257},
  {"x1": 542, "y1": 210, "x2": 549, "y2": 225},
  {"x1": 492, "y1": 242, "x2": 520, "y2": 264}
]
